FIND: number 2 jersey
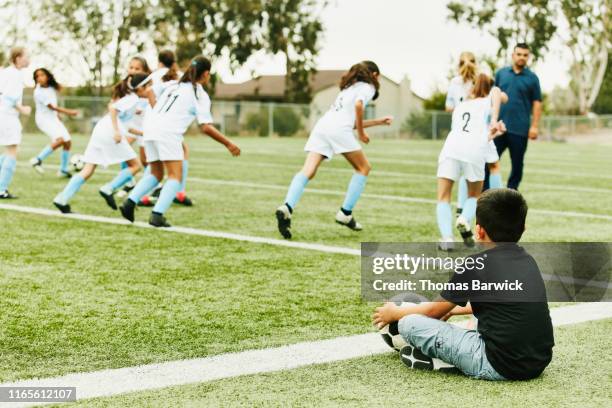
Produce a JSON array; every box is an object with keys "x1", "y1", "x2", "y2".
[
  {"x1": 313, "y1": 81, "x2": 376, "y2": 135},
  {"x1": 439, "y1": 96, "x2": 492, "y2": 166},
  {"x1": 143, "y1": 82, "x2": 214, "y2": 142}
]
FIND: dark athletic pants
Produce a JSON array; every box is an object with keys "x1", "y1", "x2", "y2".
[{"x1": 484, "y1": 132, "x2": 528, "y2": 190}]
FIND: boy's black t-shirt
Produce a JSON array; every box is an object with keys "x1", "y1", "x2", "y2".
[{"x1": 440, "y1": 243, "x2": 555, "y2": 380}]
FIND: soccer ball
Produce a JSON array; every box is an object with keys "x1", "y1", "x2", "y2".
[
  {"x1": 70, "y1": 154, "x2": 85, "y2": 171},
  {"x1": 379, "y1": 292, "x2": 427, "y2": 351},
  {"x1": 379, "y1": 302, "x2": 415, "y2": 351}
]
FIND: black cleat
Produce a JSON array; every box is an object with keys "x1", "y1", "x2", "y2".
[
  {"x1": 275, "y1": 204, "x2": 292, "y2": 239},
  {"x1": 149, "y1": 212, "x2": 171, "y2": 228},
  {"x1": 99, "y1": 189, "x2": 117, "y2": 210},
  {"x1": 151, "y1": 185, "x2": 162, "y2": 198},
  {"x1": 53, "y1": 201, "x2": 72, "y2": 214},
  {"x1": 335, "y1": 210, "x2": 363, "y2": 231},
  {"x1": 173, "y1": 193, "x2": 193, "y2": 206},
  {"x1": 57, "y1": 170, "x2": 72, "y2": 179},
  {"x1": 0, "y1": 191, "x2": 17, "y2": 199},
  {"x1": 119, "y1": 199, "x2": 136, "y2": 222}
]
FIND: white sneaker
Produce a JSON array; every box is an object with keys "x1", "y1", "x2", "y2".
[
  {"x1": 455, "y1": 216, "x2": 475, "y2": 248},
  {"x1": 438, "y1": 237, "x2": 455, "y2": 251},
  {"x1": 275, "y1": 204, "x2": 292, "y2": 239},
  {"x1": 335, "y1": 210, "x2": 363, "y2": 231},
  {"x1": 29, "y1": 157, "x2": 44, "y2": 174}
]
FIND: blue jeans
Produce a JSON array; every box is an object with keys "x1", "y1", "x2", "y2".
[
  {"x1": 484, "y1": 132, "x2": 528, "y2": 190},
  {"x1": 398, "y1": 314, "x2": 506, "y2": 381}
]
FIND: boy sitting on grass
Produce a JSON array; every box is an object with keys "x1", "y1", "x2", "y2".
[{"x1": 372, "y1": 189, "x2": 554, "y2": 380}]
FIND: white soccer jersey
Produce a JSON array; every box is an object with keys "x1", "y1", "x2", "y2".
[
  {"x1": 34, "y1": 86, "x2": 59, "y2": 121},
  {"x1": 127, "y1": 98, "x2": 150, "y2": 132},
  {"x1": 445, "y1": 76, "x2": 472, "y2": 111},
  {"x1": 90, "y1": 93, "x2": 141, "y2": 145},
  {"x1": 0, "y1": 66, "x2": 25, "y2": 116},
  {"x1": 439, "y1": 96, "x2": 492, "y2": 166},
  {"x1": 144, "y1": 82, "x2": 213, "y2": 142},
  {"x1": 314, "y1": 82, "x2": 376, "y2": 133}
]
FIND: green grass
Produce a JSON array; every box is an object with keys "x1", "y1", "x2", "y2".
[
  {"x1": 1, "y1": 134, "x2": 611, "y2": 405},
  {"x1": 62, "y1": 319, "x2": 612, "y2": 408}
]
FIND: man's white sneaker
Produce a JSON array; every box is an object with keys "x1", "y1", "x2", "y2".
[
  {"x1": 455, "y1": 216, "x2": 475, "y2": 247},
  {"x1": 335, "y1": 210, "x2": 362, "y2": 231},
  {"x1": 275, "y1": 204, "x2": 292, "y2": 239},
  {"x1": 29, "y1": 157, "x2": 44, "y2": 174}
]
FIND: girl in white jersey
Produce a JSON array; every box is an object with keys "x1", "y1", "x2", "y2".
[
  {"x1": 437, "y1": 74, "x2": 507, "y2": 250},
  {"x1": 29, "y1": 68, "x2": 79, "y2": 177},
  {"x1": 0, "y1": 47, "x2": 31, "y2": 199},
  {"x1": 119, "y1": 56, "x2": 240, "y2": 227},
  {"x1": 53, "y1": 74, "x2": 152, "y2": 213},
  {"x1": 445, "y1": 52, "x2": 503, "y2": 215},
  {"x1": 275, "y1": 61, "x2": 392, "y2": 239}
]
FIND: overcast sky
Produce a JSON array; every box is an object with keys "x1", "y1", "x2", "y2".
[{"x1": 216, "y1": 0, "x2": 571, "y2": 98}]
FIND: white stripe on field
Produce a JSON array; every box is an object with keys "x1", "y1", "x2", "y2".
[
  {"x1": 0, "y1": 203, "x2": 359, "y2": 256},
  {"x1": 2, "y1": 303, "x2": 611, "y2": 407},
  {"x1": 187, "y1": 177, "x2": 612, "y2": 221}
]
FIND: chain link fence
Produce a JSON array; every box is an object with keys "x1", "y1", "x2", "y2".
[{"x1": 20, "y1": 96, "x2": 612, "y2": 142}]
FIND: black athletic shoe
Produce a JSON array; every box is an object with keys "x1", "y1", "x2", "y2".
[
  {"x1": 119, "y1": 199, "x2": 136, "y2": 223},
  {"x1": 0, "y1": 191, "x2": 17, "y2": 199},
  {"x1": 53, "y1": 201, "x2": 72, "y2": 214},
  {"x1": 275, "y1": 204, "x2": 292, "y2": 239},
  {"x1": 151, "y1": 185, "x2": 162, "y2": 198},
  {"x1": 149, "y1": 212, "x2": 171, "y2": 228},
  {"x1": 173, "y1": 193, "x2": 193, "y2": 206},
  {"x1": 335, "y1": 210, "x2": 363, "y2": 231},
  {"x1": 400, "y1": 345, "x2": 460, "y2": 373},
  {"x1": 99, "y1": 189, "x2": 117, "y2": 210},
  {"x1": 57, "y1": 170, "x2": 72, "y2": 179}
]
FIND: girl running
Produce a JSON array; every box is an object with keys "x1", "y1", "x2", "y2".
[
  {"x1": 445, "y1": 52, "x2": 503, "y2": 215},
  {"x1": 53, "y1": 74, "x2": 151, "y2": 213},
  {"x1": 437, "y1": 73, "x2": 507, "y2": 250},
  {"x1": 275, "y1": 61, "x2": 392, "y2": 239},
  {"x1": 0, "y1": 47, "x2": 31, "y2": 199},
  {"x1": 119, "y1": 56, "x2": 240, "y2": 227},
  {"x1": 29, "y1": 68, "x2": 79, "y2": 177}
]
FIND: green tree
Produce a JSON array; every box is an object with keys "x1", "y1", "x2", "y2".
[
  {"x1": 592, "y1": 54, "x2": 612, "y2": 114},
  {"x1": 156, "y1": 0, "x2": 327, "y2": 103},
  {"x1": 423, "y1": 90, "x2": 447, "y2": 111}
]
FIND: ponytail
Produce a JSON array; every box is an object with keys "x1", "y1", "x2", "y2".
[
  {"x1": 111, "y1": 73, "x2": 150, "y2": 100},
  {"x1": 179, "y1": 56, "x2": 212, "y2": 98},
  {"x1": 159, "y1": 50, "x2": 179, "y2": 81},
  {"x1": 339, "y1": 61, "x2": 381, "y2": 100},
  {"x1": 458, "y1": 51, "x2": 477, "y2": 84},
  {"x1": 471, "y1": 73, "x2": 494, "y2": 99}
]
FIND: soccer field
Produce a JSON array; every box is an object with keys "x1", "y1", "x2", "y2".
[{"x1": 1, "y1": 133, "x2": 611, "y2": 407}]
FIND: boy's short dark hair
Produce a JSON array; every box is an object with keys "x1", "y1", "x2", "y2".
[
  {"x1": 515, "y1": 43, "x2": 530, "y2": 51},
  {"x1": 476, "y1": 189, "x2": 528, "y2": 242}
]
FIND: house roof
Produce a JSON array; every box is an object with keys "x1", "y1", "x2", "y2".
[{"x1": 214, "y1": 70, "x2": 347, "y2": 100}]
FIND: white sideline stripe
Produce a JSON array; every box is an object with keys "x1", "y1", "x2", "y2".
[
  {"x1": 189, "y1": 178, "x2": 612, "y2": 221},
  {"x1": 0, "y1": 203, "x2": 359, "y2": 256},
  {"x1": 2, "y1": 303, "x2": 611, "y2": 407}
]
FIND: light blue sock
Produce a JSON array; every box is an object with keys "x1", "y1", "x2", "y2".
[
  {"x1": 0, "y1": 156, "x2": 17, "y2": 192},
  {"x1": 0, "y1": 155, "x2": 4, "y2": 168},
  {"x1": 60, "y1": 150, "x2": 70, "y2": 172},
  {"x1": 55, "y1": 174, "x2": 85, "y2": 204},
  {"x1": 460, "y1": 197, "x2": 478, "y2": 224},
  {"x1": 103, "y1": 168, "x2": 133, "y2": 193},
  {"x1": 456, "y1": 176, "x2": 468, "y2": 210},
  {"x1": 153, "y1": 179, "x2": 181, "y2": 214},
  {"x1": 342, "y1": 173, "x2": 368, "y2": 212},
  {"x1": 36, "y1": 145, "x2": 54, "y2": 162},
  {"x1": 128, "y1": 173, "x2": 160, "y2": 203},
  {"x1": 180, "y1": 160, "x2": 189, "y2": 192},
  {"x1": 436, "y1": 202, "x2": 453, "y2": 239},
  {"x1": 489, "y1": 173, "x2": 503, "y2": 189},
  {"x1": 284, "y1": 172, "x2": 309, "y2": 209},
  {"x1": 144, "y1": 165, "x2": 151, "y2": 176},
  {"x1": 120, "y1": 161, "x2": 134, "y2": 184}
]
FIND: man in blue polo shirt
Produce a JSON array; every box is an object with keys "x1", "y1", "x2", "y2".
[{"x1": 485, "y1": 43, "x2": 542, "y2": 190}]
